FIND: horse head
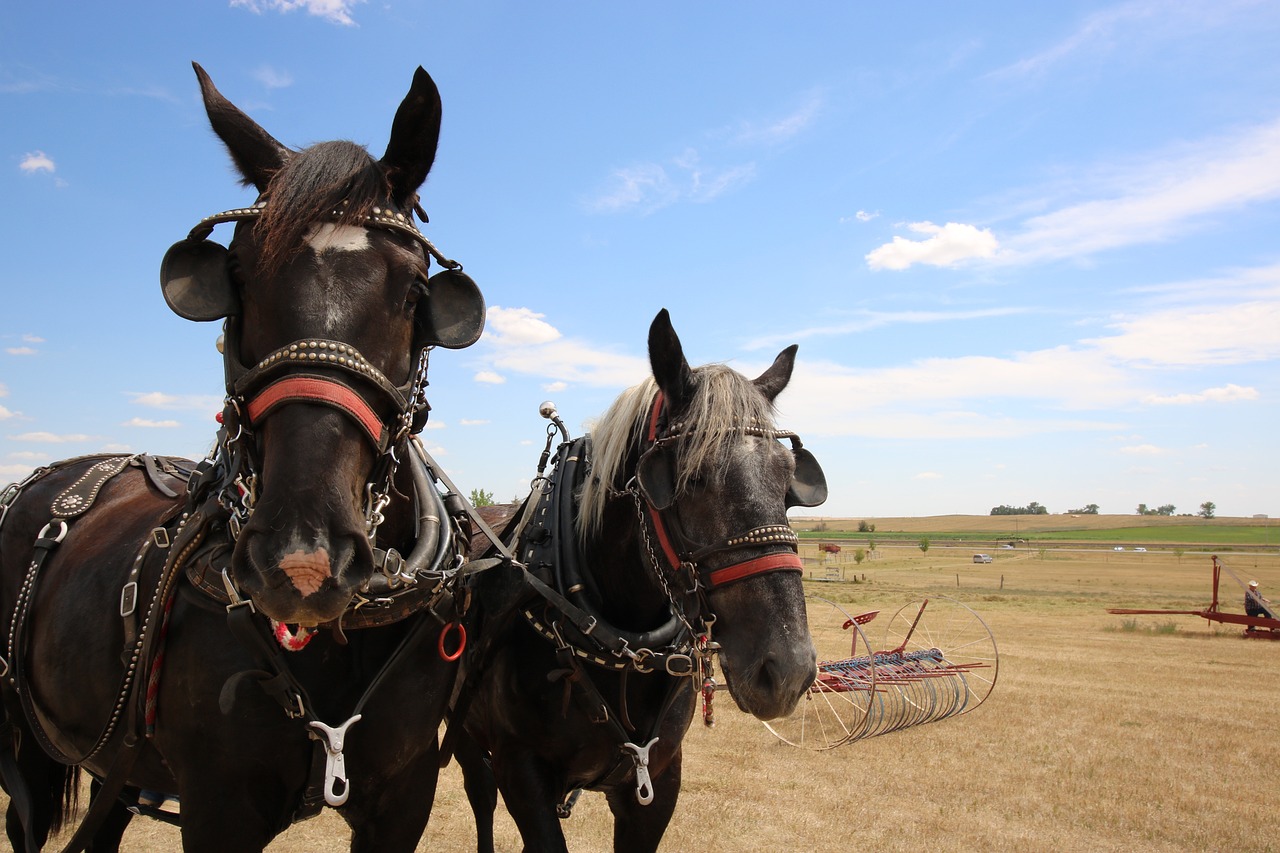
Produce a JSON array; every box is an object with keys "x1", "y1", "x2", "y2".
[
  {"x1": 161, "y1": 64, "x2": 482, "y2": 626},
  {"x1": 583, "y1": 310, "x2": 823, "y2": 720}
]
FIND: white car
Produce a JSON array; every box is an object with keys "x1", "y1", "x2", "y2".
[
  {"x1": 973, "y1": 554, "x2": 993, "y2": 563},
  {"x1": 1113, "y1": 546, "x2": 1124, "y2": 551},
  {"x1": 1134, "y1": 547, "x2": 1147, "y2": 552}
]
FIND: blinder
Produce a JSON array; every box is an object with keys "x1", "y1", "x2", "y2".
[
  {"x1": 786, "y1": 444, "x2": 828, "y2": 509},
  {"x1": 160, "y1": 238, "x2": 239, "y2": 322},
  {"x1": 416, "y1": 269, "x2": 485, "y2": 350}
]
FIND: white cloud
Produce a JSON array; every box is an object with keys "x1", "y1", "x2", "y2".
[
  {"x1": 474, "y1": 371, "x2": 506, "y2": 385},
  {"x1": 543, "y1": 381, "x2": 568, "y2": 393},
  {"x1": 855, "y1": 210, "x2": 879, "y2": 222},
  {"x1": 484, "y1": 307, "x2": 562, "y2": 346},
  {"x1": 459, "y1": 419, "x2": 490, "y2": 426},
  {"x1": 1086, "y1": 294, "x2": 1280, "y2": 367},
  {"x1": 0, "y1": 463, "x2": 37, "y2": 478},
  {"x1": 1119, "y1": 443, "x2": 1167, "y2": 456},
  {"x1": 866, "y1": 221, "x2": 999, "y2": 271},
  {"x1": 1143, "y1": 384, "x2": 1259, "y2": 405},
  {"x1": 914, "y1": 472, "x2": 943, "y2": 480},
  {"x1": 10, "y1": 431, "x2": 93, "y2": 443},
  {"x1": 0, "y1": 405, "x2": 14, "y2": 420},
  {"x1": 6, "y1": 347, "x2": 36, "y2": 356},
  {"x1": 253, "y1": 65, "x2": 294, "y2": 89},
  {"x1": 122, "y1": 418, "x2": 181, "y2": 428},
  {"x1": 19, "y1": 151, "x2": 55, "y2": 174},
  {"x1": 22, "y1": 334, "x2": 44, "y2": 343},
  {"x1": 230, "y1": 0, "x2": 363, "y2": 26},
  {"x1": 989, "y1": 0, "x2": 1161, "y2": 79},
  {"x1": 129, "y1": 391, "x2": 224, "y2": 411}
]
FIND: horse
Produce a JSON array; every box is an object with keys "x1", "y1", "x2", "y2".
[
  {"x1": 456, "y1": 309, "x2": 826, "y2": 853},
  {"x1": 0, "y1": 62, "x2": 485, "y2": 852}
]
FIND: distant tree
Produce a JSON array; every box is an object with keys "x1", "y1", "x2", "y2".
[
  {"x1": 1157, "y1": 504, "x2": 1176, "y2": 516},
  {"x1": 867, "y1": 537, "x2": 876, "y2": 554},
  {"x1": 1198, "y1": 501, "x2": 1216, "y2": 519},
  {"x1": 853, "y1": 548, "x2": 866, "y2": 565},
  {"x1": 1173, "y1": 548, "x2": 1185, "y2": 563},
  {"x1": 857, "y1": 520, "x2": 876, "y2": 533},
  {"x1": 1136, "y1": 503, "x2": 1149, "y2": 515},
  {"x1": 1067, "y1": 504, "x2": 1100, "y2": 515},
  {"x1": 991, "y1": 502, "x2": 1050, "y2": 516},
  {"x1": 470, "y1": 488, "x2": 494, "y2": 507},
  {"x1": 918, "y1": 538, "x2": 930, "y2": 554}
]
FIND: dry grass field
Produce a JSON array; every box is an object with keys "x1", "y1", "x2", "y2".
[{"x1": 21, "y1": 532, "x2": 1280, "y2": 852}]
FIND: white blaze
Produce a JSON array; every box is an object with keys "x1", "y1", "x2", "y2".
[{"x1": 305, "y1": 223, "x2": 370, "y2": 253}]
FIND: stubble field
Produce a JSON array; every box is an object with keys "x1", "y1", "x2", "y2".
[{"x1": 27, "y1": 525, "x2": 1280, "y2": 852}]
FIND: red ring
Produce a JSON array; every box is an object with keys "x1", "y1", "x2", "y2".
[{"x1": 438, "y1": 622, "x2": 466, "y2": 662}]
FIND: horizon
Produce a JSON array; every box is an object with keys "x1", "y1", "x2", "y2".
[{"x1": 3, "y1": 2, "x2": 1277, "y2": 518}]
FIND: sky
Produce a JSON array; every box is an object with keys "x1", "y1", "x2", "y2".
[{"x1": 3, "y1": 1, "x2": 1278, "y2": 520}]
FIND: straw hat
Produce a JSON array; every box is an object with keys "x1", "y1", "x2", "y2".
[{"x1": 1249, "y1": 580, "x2": 1259, "y2": 588}]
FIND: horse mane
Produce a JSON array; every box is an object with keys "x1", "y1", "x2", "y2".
[
  {"x1": 578, "y1": 363, "x2": 779, "y2": 541},
  {"x1": 254, "y1": 140, "x2": 393, "y2": 278}
]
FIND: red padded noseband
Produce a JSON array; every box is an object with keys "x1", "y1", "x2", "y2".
[{"x1": 246, "y1": 375, "x2": 388, "y2": 451}]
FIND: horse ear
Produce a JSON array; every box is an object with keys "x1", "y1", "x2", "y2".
[
  {"x1": 753, "y1": 345, "x2": 798, "y2": 402},
  {"x1": 193, "y1": 62, "x2": 289, "y2": 193},
  {"x1": 381, "y1": 67, "x2": 443, "y2": 210},
  {"x1": 648, "y1": 309, "x2": 694, "y2": 412}
]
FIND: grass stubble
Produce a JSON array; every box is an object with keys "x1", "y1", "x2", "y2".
[{"x1": 24, "y1": 545, "x2": 1280, "y2": 852}]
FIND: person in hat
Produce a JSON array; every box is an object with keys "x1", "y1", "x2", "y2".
[{"x1": 1245, "y1": 580, "x2": 1274, "y2": 628}]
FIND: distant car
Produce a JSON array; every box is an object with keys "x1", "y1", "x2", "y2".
[
  {"x1": 1134, "y1": 547, "x2": 1147, "y2": 552},
  {"x1": 1113, "y1": 546, "x2": 1124, "y2": 551},
  {"x1": 1000, "y1": 543, "x2": 1014, "y2": 549},
  {"x1": 973, "y1": 554, "x2": 993, "y2": 563}
]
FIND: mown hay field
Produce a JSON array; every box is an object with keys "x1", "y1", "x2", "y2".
[{"x1": 28, "y1": 538, "x2": 1280, "y2": 852}]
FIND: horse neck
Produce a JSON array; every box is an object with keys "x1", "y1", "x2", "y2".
[{"x1": 579, "y1": 497, "x2": 674, "y2": 631}]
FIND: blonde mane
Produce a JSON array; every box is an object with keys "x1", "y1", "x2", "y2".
[{"x1": 578, "y1": 363, "x2": 778, "y2": 540}]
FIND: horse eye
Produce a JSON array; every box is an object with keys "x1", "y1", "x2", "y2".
[{"x1": 405, "y1": 278, "x2": 428, "y2": 307}]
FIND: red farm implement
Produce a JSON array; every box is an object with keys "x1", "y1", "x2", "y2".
[
  {"x1": 1107, "y1": 555, "x2": 1280, "y2": 639},
  {"x1": 764, "y1": 595, "x2": 999, "y2": 750}
]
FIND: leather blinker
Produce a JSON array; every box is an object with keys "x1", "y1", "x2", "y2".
[
  {"x1": 160, "y1": 238, "x2": 240, "y2": 322},
  {"x1": 415, "y1": 269, "x2": 486, "y2": 350},
  {"x1": 785, "y1": 447, "x2": 828, "y2": 508}
]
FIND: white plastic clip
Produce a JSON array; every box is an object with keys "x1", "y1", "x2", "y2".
[{"x1": 309, "y1": 715, "x2": 362, "y2": 806}]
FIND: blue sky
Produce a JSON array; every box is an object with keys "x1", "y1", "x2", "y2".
[{"x1": 3, "y1": 1, "x2": 1278, "y2": 519}]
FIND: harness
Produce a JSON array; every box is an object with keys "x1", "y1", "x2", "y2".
[{"x1": 501, "y1": 394, "x2": 813, "y2": 812}]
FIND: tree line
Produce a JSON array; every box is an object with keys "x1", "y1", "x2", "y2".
[{"x1": 990, "y1": 501, "x2": 1218, "y2": 518}]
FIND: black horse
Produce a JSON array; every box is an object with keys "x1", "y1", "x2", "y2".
[
  {"x1": 457, "y1": 309, "x2": 825, "y2": 853},
  {"x1": 0, "y1": 63, "x2": 485, "y2": 852}
]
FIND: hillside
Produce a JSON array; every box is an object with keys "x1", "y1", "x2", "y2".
[{"x1": 791, "y1": 513, "x2": 1268, "y2": 535}]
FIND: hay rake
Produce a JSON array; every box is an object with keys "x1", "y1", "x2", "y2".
[{"x1": 764, "y1": 595, "x2": 999, "y2": 750}]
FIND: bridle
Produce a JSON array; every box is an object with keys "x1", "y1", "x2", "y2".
[{"x1": 631, "y1": 391, "x2": 805, "y2": 604}]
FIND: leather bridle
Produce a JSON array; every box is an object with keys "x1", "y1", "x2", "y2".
[{"x1": 633, "y1": 392, "x2": 804, "y2": 597}]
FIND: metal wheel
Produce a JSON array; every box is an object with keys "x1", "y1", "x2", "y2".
[
  {"x1": 763, "y1": 595, "x2": 877, "y2": 751},
  {"x1": 880, "y1": 595, "x2": 999, "y2": 717}
]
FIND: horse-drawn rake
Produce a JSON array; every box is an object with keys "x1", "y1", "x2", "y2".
[{"x1": 764, "y1": 595, "x2": 999, "y2": 750}]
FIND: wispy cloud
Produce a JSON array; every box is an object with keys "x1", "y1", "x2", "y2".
[
  {"x1": 586, "y1": 153, "x2": 755, "y2": 215},
  {"x1": 128, "y1": 391, "x2": 224, "y2": 411},
  {"x1": 1143, "y1": 384, "x2": 1258, "y2": 405},
  {"x1": 0, "y1": 406, "x2": 14, "y2": 421},
  {"x1": 730, "y1": 93, "x2": 824, "y2": 146},
  {"x1": 988, "y1": 0, "x2": 1162, "y2": 79},
  {"x1": 5, "y1": 347, "x2": 36, "y2": 356},
  {"x1": 19, "y1": 151, "x2": 55, "y2": 174},
  {"x1": 9, "y1": 431, "x2": 94, "y2": 443},
  {"x1": 744, "y1": 306, "x2": 1030, "y2": 350},
  {"x1": 123, "y1": 418, "x2": 181, "y2": 428},
  {"x1": 230, "y1": 0, "x2": 364, "y2": 26},
  {"x1": 869, "y1": 117, "x2": 1280, "y2": 270},
  {"x1": 253, "y1": 65, "x2": 294, "y2": 89},
  {"x1": 474, "y1": 371, "x2": 505, "y2": 385}
]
